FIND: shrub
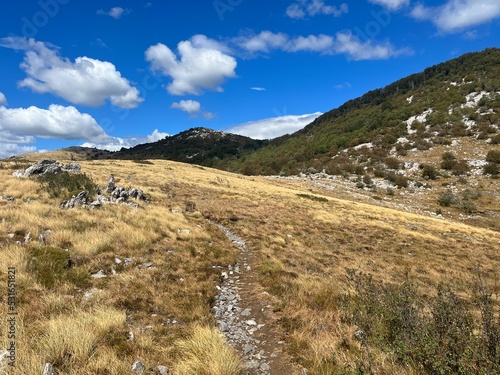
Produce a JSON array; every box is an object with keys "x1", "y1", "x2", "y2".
[
  {"x1": 27, "y1": 246, "x2": 90, "y2": 289},
  {"x1": 484, "y1": 162, "x2": 500, "y2": 175},
  {"x1": 461, "y1": 199, "x2": 476, "y2": 214},
  {"x1": 438, "y1": 189, "x2": 459, "y2": 207},
  {"x1": 36, "y1": 171, "x2": 97, "y2": 199},
  {"x1": 421, "y1": 164, "x2": 439, "y2": 180},
  {"x1": 452, "y1": 160, "x2": 470, "y2": 176},
  {"x1": 344, "y1": 270, "x2": 500, "y2": 374},
  {"x1": 486, "y1": 150, "x2": 500, "y2": 164},
  {"x1": 441, "y1": 152, "x2": 457, "y2": 170},
  {"x1": 394, "y1": 175, "x2": 408, "y2": 188}
]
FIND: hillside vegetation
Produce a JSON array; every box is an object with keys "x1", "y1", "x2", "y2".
[
  {"x1": 1, "y1": 157, "x2": 499, "y2": 374},
  {"x1": 228, "y1": 48, "x2": 500, "y2": 176}
]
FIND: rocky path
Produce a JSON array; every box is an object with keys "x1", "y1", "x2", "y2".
[{"x1": 211, "y1": 222, "x2": 304, "y2": 375}]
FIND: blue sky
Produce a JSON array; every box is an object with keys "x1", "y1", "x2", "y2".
[{"x1": 0, "y1": 0, "x2": 499, "y2": 157}]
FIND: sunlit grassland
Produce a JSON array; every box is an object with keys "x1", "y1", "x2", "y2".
[{"x1": 1, "y1": 156, "x2": 499, "y2": 373}]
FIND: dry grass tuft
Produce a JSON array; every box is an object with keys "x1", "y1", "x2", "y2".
[{"x1": 174, "y1": 325, "x2": 243, "y2": 375}]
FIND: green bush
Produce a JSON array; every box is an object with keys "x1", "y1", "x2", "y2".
[
  {"x1": 441, "y1": 152, "x2": 457, "y2": 170},
  {"x1": 484, "y1": 162, "x2": 500, "y2": 175},
  {"x1": 36, "y1": 171, "x2": 97, "y2": 199},
  {"x1": 344, "y1": 270, "x2": 500, "y2": 374},
  {"x1": 27, "y1": 246, "x2": 90, "y2": 289},
  {"x1": 438, "y1": 189, "x2": 460, "y2": 207},
  {"x1": 486, "y1": 150, "x2": 500, "y2": 164},
  {"x1": 421, "y1": 164, "x2": 439, "y2": 180}
]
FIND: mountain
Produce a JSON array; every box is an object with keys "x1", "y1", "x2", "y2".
[
  {"x1": 224, "y1": 47, "x2": 500, "y2": 175},
  {"x1": 111, "y1": 127, "x2": 268, "y2": 168}
]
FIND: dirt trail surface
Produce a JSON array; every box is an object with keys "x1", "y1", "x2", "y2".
[{"x1": 211, "y1": 222, "x2": 305, "y2": 375}]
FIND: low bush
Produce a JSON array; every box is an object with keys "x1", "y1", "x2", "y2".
[
  {"x1": 36, "y1": 171, "x2": 97, "y2": 199},
  {"x1": 344, "y1": 270, "x2": 500, "y2": 374},
  {"x1": 438, "y1": 189, "x2": 460, "y2": 207},
  {"x1": 27, "y1": 246, "x2": 91, "y2": 289}
]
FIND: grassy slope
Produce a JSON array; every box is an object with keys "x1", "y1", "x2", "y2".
[{"x1": 0, "y1": 157, "x2": 499, "y2": 374}]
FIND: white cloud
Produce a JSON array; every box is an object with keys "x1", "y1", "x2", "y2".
[
  {"x1": 368, "y1": 0, "x2": 409, "y2": 11},
  {"x1": 81, "y1": 129, "x2": 169, "y2": 151},
  {"x1": 335, "y1": 82, "x2": 352, "y2": 89},
  {"x1": 171, "y1": 99, "x2": 215, "y2": 119},
  {"x1": 97, "y1": 7, "x2": 131, "y2": 19},
  {"x1": 251, "y1": 87, "x2": 266, "y2": 91},
  {"x1": 171, "y1": 100, "x2": 201, "y2": 114},
  {"x1": 145, "y1": 35, "x2": 237, "y2": 96},
  {"x1": 334, "y1": 31, "x2": 411, "y2": 60},
  {"x1": 410, "y1": 0, "x2": 500, "y2": 33},
  {"x1": 0, "y1": 103, "x2": 169, "y2": 157},
  {"x1": 0, "y1": 104, "x2": 110, "y2": 142},
  {"x1": 287, "y1": 34, "x2": 335, "y2": 53},
  {"x1": 234, "y1": 31, "x2": 289, "y2": 54},
  {"x1": 286, "y1": 0, "x2": 348, "y2": 19},
  {"x1": 0, "y1": 37, "x2": 143, "y2": 108},
  {"x1": 0, "y1": 92, "x2": 7, "y2": 106},
  {"x1": 0, "y1": 143, "x2": 37, "y2": 159},
  {"x1": 227, "y1": 112, "x2": 322, "y2": 139},
  {"x1": 233, "y1": 31, "x2": 410, "y2": 60}
]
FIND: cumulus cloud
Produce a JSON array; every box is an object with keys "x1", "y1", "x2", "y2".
[
  {"x1": 97, "y1": 7, "x2": 131, "y2": 19},
  {"x1": 145, "y1": 35, "x2": 237, "y2": 95},
  {"x1": 233, "y1": 31, "x2": 410, "y2": 60},
  {"x1": 410, "y1": 0, "x2": 500, "y2": 33},
  {"x1": 0, "y1": 104, "x2": 110, "y2": 142},
  {"x1": 368, "y1": 0, "x2": 409, "y2": 10},
  {"x1": 171, "y1": 100, "x2": 201, "y2": 114},
  {"x1": 0, "y1": 92, "x2": 7, "y2": 106},
  {"x1": 286, "y1": 0, "x2": 348, "y2": 19},
  {"x1": 81, "y1": 129, "x2": 169, "y2": 151},
  {"x1": 171, "y1": 99, "x2": 215, "y2": 119},
  {"x1": 0, "y1": 143, "x2": 37, "y2": 159},
  {"x1": 0, "y1": 102, "x2": 169, "y2": 157},
  {"x1": 227, "y1": 112, "x2": 322, "y2": 140},
  {"x1": 0, "y1": 37, "x2": 143, "y2": 108}
]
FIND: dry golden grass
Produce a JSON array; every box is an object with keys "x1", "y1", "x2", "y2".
[
  {"x1": 1, "y1": 154, "x2": 499, "y2": 373},
  {"x1": 174, "y1": 325, "x2": 243, "y2": 375}
]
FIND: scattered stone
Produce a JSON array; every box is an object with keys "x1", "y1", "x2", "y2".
[
  {"x1": 354, "y1": 329, "x2": 366, "y2": 342},
  {"x1": 260, "y1": 363, "x2": 271, "y2": 371},
  {"x1": 82, "y1": 288, "x2": 99, "y2": 303},
  {"x1": 0, "y1": 350, "x2": 9, "y2": 373},
  {"x1": 115, "y1": 257, "x2": 122, "y2": 265},
  {"x1": 63, "y1": 163, "x2": 81, "y2": 173},
  {"x1": 246, "y1": 319, "x2": 257, "y2": 326},
  {"x1": 131, "y1": 360, "x2": 146, "y2": 373},
  {"x1": 243, "y1": 344, "x2": 254, "y2": 354},
  {"x1": 24, "y1": 159, "x2": 62, "y2": 176},
  {"x1": 60, "y1": 191, "x2": 89, "y2": 209},
  {"x1": 241, "y1": 308, "x2": 252, "y2": 316},
  {"x1": 91, "y1": 270, "x2": 107, "y2": 279},
  {"x1": 106, "y1": 174, "x2": 115, "y2": 193},
  {"x1": 156, "y1": 365, "x2": 169, "y2": 375},
  {"x1": 128, "y1": 331, "x2": 135, "y2": 341},
  {"x1": 42, "y1": 362, "x2": 54, "y2": 375}
]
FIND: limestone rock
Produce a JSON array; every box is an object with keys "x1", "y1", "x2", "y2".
[
  {"x1": 156, "y1": 365, "x2": 169, "y2": 374},
  {"x1": 24, "y1": 159, "x2": 62, "y2": 176},
  {"x1": 132, "y1": 360, "x2": 146, "y2": 373},
  {"x1": 42, "y1": 362, "x2": 54, "y2": 375}
]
